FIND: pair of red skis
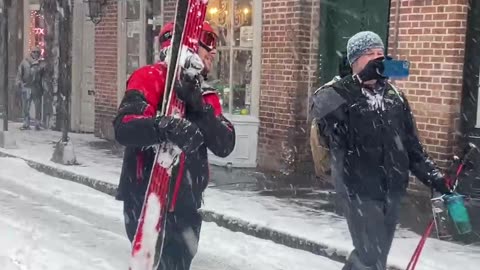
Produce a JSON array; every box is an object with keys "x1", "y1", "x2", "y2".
[{"x1": 129, "y1": 1, "x2": 209, "y2": 269}]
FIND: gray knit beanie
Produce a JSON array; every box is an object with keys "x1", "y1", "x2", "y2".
[{"x1": 346, "y1": 31, "x2": 384, "y2": 65}]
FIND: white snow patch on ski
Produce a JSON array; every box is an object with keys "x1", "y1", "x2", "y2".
[
  {"x1": 156, "y1": 142, "x2": 182, "y2": 175},
  {"x1": 130, "y1": 193, "x2": 162, "y2": 270}
]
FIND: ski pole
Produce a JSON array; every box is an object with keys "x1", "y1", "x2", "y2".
[
  {"x1": 406, "y1": 219, "x2": 435, "y2": 270},
  {"x1": 450, "y1": 142, "x2": 478, "y2": 192},
  {"x1": 406, "y1": 143, "x2": 478, "y2": 270}
]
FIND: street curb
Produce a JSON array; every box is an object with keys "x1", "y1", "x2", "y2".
[
  {"x1": 0, "y1": 151, "x2": 118, "y2": 197},
  {"x1": 200, "y1": 210, "x2": 348, "y2": 263},
  {"x1": 0, "y1": 150, "x2": 402, "y2": 270}
]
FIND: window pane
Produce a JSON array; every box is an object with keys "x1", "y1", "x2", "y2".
[
  {"x1": 152, "y1": 0, "x2": 163, "y2": 63},
  {"x1": 234, "y1": 0, "x2": 253, "y2": 47},
  {"x1": 231, "y1": 49, "x2": 252, "y2": 115},
  {"x1": 127, "y1": 32, "x2": 140, "y2": 55},
  {"x1": 126, "y1": 0, "x2": 141, "y2": 20},
  {"x1": 209, "y1": 49, "x2": 231, "y2": 113},
  {"x1": 125, "y1": 0, "x2": 142, "y2": 78},
  {"x1": 152, "y1": 0, "x2": 162, "y2": 16},
  {"x1": 206, "y1": 0, "x2": 232, "y2": 47},
  {"x1": 127, "y1": 55, "x2": 140, "y2": 75},
  {"x1": 126, "y1": 21, "x2": 141, "y2": 78}
]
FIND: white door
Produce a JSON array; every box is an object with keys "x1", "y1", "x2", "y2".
[{"x1": 79, "y1": 5, "x2": 95, "y2": 132}]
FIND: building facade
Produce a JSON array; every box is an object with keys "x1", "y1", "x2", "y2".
[
  {"x1": 7, "y1": 0, "x2": 97, "y2": 131},
  {"x1": 93, "y1": 0, "x2": 320, "y2": 172},
  {"x1": 91, "y1": 0, "x2": 480, "y2": 192}
]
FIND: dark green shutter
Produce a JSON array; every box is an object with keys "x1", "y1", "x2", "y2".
[{"x1": 318, "y1": 0, "x2": 391, "y2": 85}]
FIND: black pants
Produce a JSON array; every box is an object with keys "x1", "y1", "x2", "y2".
[
  {"x1": 123, "y1": 184, "x2": 202, "y2": 270},
  {"x1": 342, "y1": 194, "x2": 402, "y2": 270}
]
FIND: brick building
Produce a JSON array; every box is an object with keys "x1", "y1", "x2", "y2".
[{"x1": 90, "y1": 0, "x2": 480, "y2": 191}]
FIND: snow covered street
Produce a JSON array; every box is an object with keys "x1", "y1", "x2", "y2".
[
  {"x1": 3, "y1": 124, "x2": 480, "y2": 270},
  {"x1": 0, "y1": 157, "x2": 342, "y2": 270}
]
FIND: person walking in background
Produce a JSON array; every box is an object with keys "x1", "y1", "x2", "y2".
[{"x1": 16, "y1": 46, "x2": 46, "y2": 130}]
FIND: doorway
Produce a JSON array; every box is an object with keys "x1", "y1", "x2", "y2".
[
  {"x1": 461, "y1": 0, "x2": 480, "y2": 156},
  {"x1": 72, "y1": 0, "x2": 95, "y2": 133},
  {"x1": 79, "y1": 5, "x2": 95, "y2": 133},
  {"x1": 318, "y1": 0, "x2": 391, "y2": 85}
]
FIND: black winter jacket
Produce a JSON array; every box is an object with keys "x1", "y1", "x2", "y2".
[{"x1": 311, "y1": 76, "x2": 445, "y2": 199}]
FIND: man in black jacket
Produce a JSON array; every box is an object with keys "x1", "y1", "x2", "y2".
[
  {"x1": 113, "y1": 22, "x2": 235, "y2": 270},
  {"x1": 311, "y1": 31, "x2": 450, "y2": 270},
  {"x1": 16, "y1": 46, "x2": 45, "y2": 130}
]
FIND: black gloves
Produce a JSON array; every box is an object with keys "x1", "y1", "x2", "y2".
[
  {"x1": 174, "y1": 75, "x2": 205, "y2": 113},
  {"x1": 157, "y1": 116, "x2": 204, "y2": 154},
  {"x1": 355, "y1": 57, "x2": 387, "y2": 83},
  {"x1": 175, "y1": 56, "x2": 205, "y2": 113},
  {"x1": 430, "y1": 172, "x2": 452, "y2": 195}
]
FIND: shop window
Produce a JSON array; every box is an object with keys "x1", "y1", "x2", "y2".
[
  {"x1": 126, "y1": 0, "x2": 142, "y2": 77},
  {"x1": 207, "y1": 0, "x2": 254, "y2": 116},
  {"x1": 29, "y1": 10, "x2": 46, "y2": 57}
]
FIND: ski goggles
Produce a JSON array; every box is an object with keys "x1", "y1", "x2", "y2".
[{"x1": 199, "y1": 31, "x2": 217, "y2": 52}]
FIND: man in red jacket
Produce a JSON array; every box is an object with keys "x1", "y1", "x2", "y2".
[{"x1": 113, "y1": 21, "x2": 235, "y2": 270}]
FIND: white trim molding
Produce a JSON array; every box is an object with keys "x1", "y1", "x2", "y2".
[{"x1": 208, "y1": 114, "x2": 260, "y2": 168}]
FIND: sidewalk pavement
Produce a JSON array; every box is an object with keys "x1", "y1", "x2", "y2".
[{"x1": 1, "y1": 121, "x2": 480, "y2": 270}]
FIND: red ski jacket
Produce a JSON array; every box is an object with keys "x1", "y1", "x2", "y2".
[{"x1": 113, "y1": 62, "x2": 235, "y2": 210}]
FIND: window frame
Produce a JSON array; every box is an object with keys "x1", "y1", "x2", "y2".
[{"x1": 117, "y1": 0, "x2": 147, "y2": 106}]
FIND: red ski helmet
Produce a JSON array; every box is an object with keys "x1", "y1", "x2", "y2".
[
  {"x1": 199, "y1": 21, "x2": 218, "y2": 52},
  {"x1": 158, "y1": 21, "x2": 218, "y2": 51},
  {"x1": 158, "y1": 22, "x2": 174, "y2": 50}
]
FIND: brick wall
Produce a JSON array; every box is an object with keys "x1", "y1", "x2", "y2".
[
  {"x1": 94, "y1": 0, "x2": 118, "y2": 140},
  {"x1": 257, "y1": 0, "x2": 320, "y2": 174},
  {"x1": 388, "y1": 0, "x2": 469, "y2": 192}
]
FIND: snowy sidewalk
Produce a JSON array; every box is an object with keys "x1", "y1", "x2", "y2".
[{"x1": 1, "y1": 122, "x2": 480, "y2": 270}]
